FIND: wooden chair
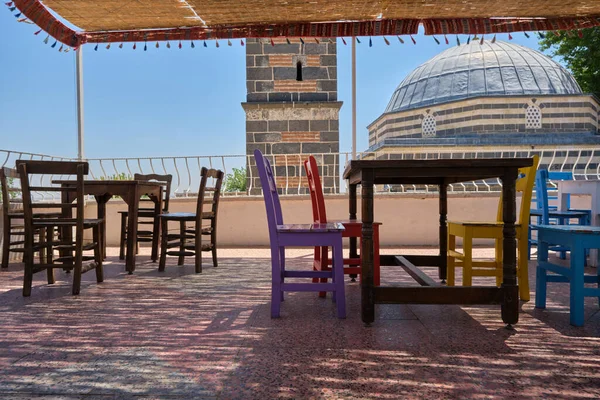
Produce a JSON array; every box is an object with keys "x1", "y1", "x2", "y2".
[
  {"x1": 529, "y1": 169, "x2": 591, "y2": 259},
  {"x1": 119, "y1": 173, "x2": 172, "y2": 262},
  {"x1": 158, "y1": 168, "x2": 223, "y2": 273},
  {"x1": 16, "y1": 160, "x2": 103, "y2": 296},
  {"x1": 2, "y1": 167, "x2": 62, "y2": 268},
  {"x1": 536, "y1": 225, "x2": 600, "y2": 326},
  {"x1": 254, "y1": 149, "x2": 346, "y2": 318},
  {"x1": 304, "y1": 155, "x2": 381, "y2": 295},
  {"x1": 447, "y1": 156, "x2": 539, "y2": 301}
]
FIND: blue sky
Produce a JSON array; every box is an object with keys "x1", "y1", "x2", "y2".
[{"x1": 0, "y1": 8, "x2": 543, "y2": 159}]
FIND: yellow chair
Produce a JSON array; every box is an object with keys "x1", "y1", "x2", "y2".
[{"x1": 447, "y1": 156, "x2": 539, "y2": 301}]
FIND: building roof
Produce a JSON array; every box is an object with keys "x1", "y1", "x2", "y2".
[{"x1": 384, "y1": 41, "x2": 583, "y2": 113}]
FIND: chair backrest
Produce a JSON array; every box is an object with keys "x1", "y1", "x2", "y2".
[
  {"x1": 0, "y1": 167, "x2": 21, "y2": 216},
  {"x1": 16, "y1": 160, "x2": 89, "y2": 249},
  {"x1": 254, "y1": 149, "x2": 284, "y2": 246},
  {"x1": 496, "y1": 155, "x2": 539, "y2": 225},
  {"x1": 134, "y1": 173, "x2": 172, "y2": 212},
  {"x1": 533, "y1": 169, "x2": 574, "y2": 214},
  {"x1": 534, "y1": 169, "x2": 551, "y2": 225},
  {"x1": 196, "y1": 167, "x2": 224, "y2": 225},
  {"x1": 303, "y1": 155, "x2": 328, "y2": 224}
]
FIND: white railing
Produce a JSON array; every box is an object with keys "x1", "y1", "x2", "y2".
[{"x1": 3, "y1": 147, "x2": 600, "y2": 197}]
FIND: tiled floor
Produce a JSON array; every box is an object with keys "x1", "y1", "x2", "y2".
[{"x1": 0, "y1": 247, "x2": 599, "y2": 399}]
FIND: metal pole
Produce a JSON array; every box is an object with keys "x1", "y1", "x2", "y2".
[
  {"x1": 351, "y1": 36, "x2": 357, "y2": 160},
  {"x1": 76, "y1": 47, "x2": 85, "y2": 160}
]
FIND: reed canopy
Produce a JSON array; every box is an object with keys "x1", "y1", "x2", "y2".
[{"x1": 8, "y1": 0, "x2": 600, "y2": 48}]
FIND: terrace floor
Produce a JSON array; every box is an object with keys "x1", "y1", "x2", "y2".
[{"x1": 1, "y1": 247, "x2": 599, "y2": 399}]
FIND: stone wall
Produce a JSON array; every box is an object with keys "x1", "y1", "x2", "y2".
[
  {"x1": 368, "y1": 95, "x2": 600, "y2": 147},
  {"x1": 244, "y1": 38, "x2": 341, "y2": 195},
  {"x1": 243, "y1": 102, "x2": 341, "y2": 195}
]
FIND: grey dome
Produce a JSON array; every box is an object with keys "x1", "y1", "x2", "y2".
[{"x1": 385, "y1": 41, "x2": 582, "y2": 113}]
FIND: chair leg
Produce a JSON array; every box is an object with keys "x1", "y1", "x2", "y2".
[
  {"x1": 374, "y1": 225, "x2": 381, "y2": 286},
  {"x1": 151, "y1": 216, "x2": 160, "y2": 263},
  {"x1": 119, "y1": 213, "x2": 127, "y2": 260},
  {"x1": 22, "y1": 249, "x2": 34, "y2": 297},
  {"x1": 535, "y1": 240, "x2": 549, "y2": 310},
  {"x1": 72, "y1": 253, "x2": 83, "y2": 296},
  {"x1": 195, "y1": 225, "x2": 202, "y2": 274},
  {"x1": 447, "y1": 234, "x2": 456, "y2": 286},
  {"x1": 45, "y1": 227, "x2": 55, "y2": 285},
  {"x1": 178, "y1": 221, "x2": 185, "y2": 266},
  {"x1": 518, "y1": 238, "x2": 530, "y2": 301},
  {"x1": 93, "y1": 225, "x2": 104, "y2": 283},
  {"x1": 279, "y1": 247, "x2": 285, "y2": 302},
  {"x1": 332, "y1": 240, "x2": 346, "y2": 319},
  {"x1": 462, "y1": 235, "x2": 473, "y2": 287},
  {"x1": 211, "y1": 235, "x2": 218, "y2": 268},
  {"x1": 1, "y1": 219, "x2": 10, "y2": 268},
  {"x1": 271, "y1": 247, "x2": 282, "y2": 318},
  {"x1": 159, "y1": 219, "x2": 168, "y2": 272},
  {"x1": 570, "y1": 244, "x2": 585, "y2": 326}
]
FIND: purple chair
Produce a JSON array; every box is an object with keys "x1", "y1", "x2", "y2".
[{"x1": 254, "y1": 149, "x2": 346, "y2": 318}]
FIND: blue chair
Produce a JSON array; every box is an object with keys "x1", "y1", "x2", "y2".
[
  {"x1": 529, "y1": 170, "x2": 591, "y2": 259},
  {"x1": 536, "y1": 225, "x2": 600, "y2": 326}
]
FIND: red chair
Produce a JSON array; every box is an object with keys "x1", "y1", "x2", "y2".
[{"x1": 304, "y1": 156, "x2": 381, "y2": 295}]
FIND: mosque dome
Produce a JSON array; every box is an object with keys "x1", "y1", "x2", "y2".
[{"x1": 384, "y1": 41, "x2": 582, "y2": 113}]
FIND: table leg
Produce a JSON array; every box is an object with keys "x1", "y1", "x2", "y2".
[
  {"x1": 94, "y1": 194, "x2": 110, "y2": 260},
  {"x1": 125, "y1": 186, "x2": 140, "y2": 274},
  {"x1": 500, "y1": 168, "x2": 519, "y2": 327},
  {"x1": 60, "y1": 189, "x2": 74, "y2": 265},
  {"x1": 150, "y1": 190, "x2": 162, "y2": 262},
  {"x1": 360, "y1": 171, "x2": 375, "y2": 325},
  {"x1": 439, "y1": 182, "x2": 448, "y2": 282},
  {"x1": 349, "y1": 183, "x2": 358, "y2": 279},
  {"x1": 349, "y1": 183, "x2": 358, "y2": 259}
]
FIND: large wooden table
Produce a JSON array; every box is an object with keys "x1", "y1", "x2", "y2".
[
  {"x1": 343, "y1": 158, "x2": 534, "y2": 326},
  {"x1": 54, "y1": 180, "x2": 163, "y2": 273}
]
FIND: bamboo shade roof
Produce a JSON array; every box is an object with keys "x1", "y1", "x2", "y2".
[
  {"x1": 40, "y1": 0, "x2": 600, "y2": 31},
  {"x1": 8, "y1": 0, "x2": 600, "y2": 48}
]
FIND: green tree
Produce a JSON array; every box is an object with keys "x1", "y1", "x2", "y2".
[
  {"x1": 224, "y1": 167, "x2": 247, "y2": 192},
  {"x1": 539, "y1": 28, "x2": 600, "y2": 96}
]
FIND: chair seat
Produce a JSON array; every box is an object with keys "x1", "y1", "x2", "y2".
[
  {"x1": 277, "y1": 222, "x2": 345, "y2": 233},
  {"x1": 159, "y1": 212, "x2": 196, "y2": 221},
  {"x1": 448, "y1": 221, "x2": 524, "y2": 228},
  {"x1": 531, "y1": 209, "x2": 589, "y2": 218},
  {"x1": 536, "y1": 224, "x2": 600, "y2": 234},
  {"x1": 33, "y1": 218, "x2": 103, "y2": 227},
  {"x1": 118, "y1": 208, "x2": 157, "y2": 216},
  {"x1": 332, "y1": 219, "x2": 382, "y2": 226}
]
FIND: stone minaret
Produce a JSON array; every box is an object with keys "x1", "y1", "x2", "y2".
[{"x1": 243, "y1": 38, "x2": 341, "y2": 195}]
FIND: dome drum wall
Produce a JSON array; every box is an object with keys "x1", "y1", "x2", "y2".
[{"x1": 368, "y1": 95, "x2": 600, "y2": 148}]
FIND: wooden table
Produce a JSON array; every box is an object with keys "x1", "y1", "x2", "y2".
[
  {"x1": 558, "y1": 180, "x2": 600, "y2": 267},
  {"x1": 343, "y1": 158, "x2": 534, "y2": 326},
  {"x1": 54, "y1": 180, "x2": 163, "y2": 273}
]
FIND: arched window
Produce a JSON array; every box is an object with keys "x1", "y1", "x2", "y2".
[
  {"x1": 526, "y1": 105, "x2": 542, "y2": 129},
  {"x1": 422, "y1": 114, "x2": 436, "y2": 137}
]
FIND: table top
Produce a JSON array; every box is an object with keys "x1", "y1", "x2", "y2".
[
  {"x1": 343, "y1": 158, "x2": 534, "y2": 185},
  {"x1": 53, "y1": 180, "x2": 163, "y2": 187}
]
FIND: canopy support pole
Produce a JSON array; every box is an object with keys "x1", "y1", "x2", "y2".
[
  {"x1": 76, "y1": 47, "x2": 85, "y2": 161},
  {"x1": 351, "y1": 36, "x2": 357, "y2": 160}
]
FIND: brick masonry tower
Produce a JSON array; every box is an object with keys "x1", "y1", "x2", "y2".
[{"x1": 243, "y1": 38, "x2": 342, "y2": 195}]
